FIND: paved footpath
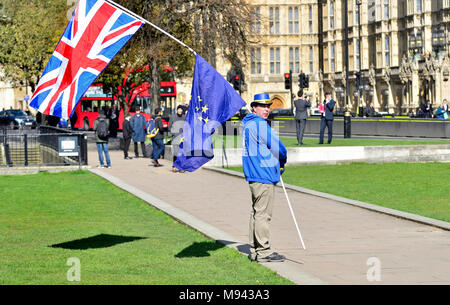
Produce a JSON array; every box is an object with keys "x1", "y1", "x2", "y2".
[{"x1": 89, "y1": 150, "x2": 450, "y2": 285}]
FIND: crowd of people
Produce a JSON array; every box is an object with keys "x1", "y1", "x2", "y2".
[
  {"x1": 415, "y1": 99, "x2": 449, "y2": 119},
  {"x1": 93, "y1": 104, "x2": 187, "y2": 171}
]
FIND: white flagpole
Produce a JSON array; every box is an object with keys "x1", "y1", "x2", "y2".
[
  {"x1": 104, "y1": 0, "x2": 197, "y2": 56},
  {"x1": 280, "y1": 177, "x2": 306, "y2": 250}
]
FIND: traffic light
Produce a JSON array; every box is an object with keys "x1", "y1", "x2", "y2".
[
  {"x1": 298, "y1": 73, "x2": 304, "y2": 90},
  {"x1": 303, "y1": 75, "x2": 309, "y2": 88},
  {"x1": 284, "y1": 73, "x2": 292, "y2": 90},
  {"x1": 299, "y1": 73, "x2": 309, "y2": 89},
  {"x1": 232, "y1": 75, "x2": 241, "y2": 92},
  {"x1": 355, "y1": 72, "x2": 361, "y2": 89}
]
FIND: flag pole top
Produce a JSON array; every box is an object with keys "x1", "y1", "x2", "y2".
[{"x1": 104, "y1": 0, "x2": 197, "y2": 56}]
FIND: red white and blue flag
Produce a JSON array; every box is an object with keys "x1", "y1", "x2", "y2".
[{"x1": 30, "y1": 0, "x2": 143, "y2": 119}]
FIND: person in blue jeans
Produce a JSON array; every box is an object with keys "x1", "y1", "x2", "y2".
[
  {"x1": 93, "y1": 114, "x2": 111, "y2": 168},
  {"x1": 151, "y1": 108, "x2": 165, "y2": 167}
]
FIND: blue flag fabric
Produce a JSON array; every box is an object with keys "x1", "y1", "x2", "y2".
[{"x1": 174, "y1": 55, "x2": 246, "y2": 172}]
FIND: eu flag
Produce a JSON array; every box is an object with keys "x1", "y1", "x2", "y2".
[{"x1": 174, "y1": 55, "x2": 246, "y2": 172}]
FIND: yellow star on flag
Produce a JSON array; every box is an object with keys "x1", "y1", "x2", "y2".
[{"x1": 202, "y1": 105, "x2": 209, "y2": 113}]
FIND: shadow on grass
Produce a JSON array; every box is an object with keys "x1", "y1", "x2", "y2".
[
  {"x1": 175, "y1": 241, "x2": 225, "y2": 258},
  {"x1": 50, "y1": 234, "x2": 147, "y2": 250}
]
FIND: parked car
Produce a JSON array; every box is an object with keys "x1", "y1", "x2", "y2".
[
  {"x1": 58, "y1": 118, "x2": 69, "y2": 128},
  {"x1": 268, "y1": 108, "x2": 293, "y2": 120},
  {"x1": 0, "y1": 109, "x2": 37, "y2": 129}
]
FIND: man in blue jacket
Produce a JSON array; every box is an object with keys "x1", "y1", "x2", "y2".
[
  {"x1": 242, "y1": 93, "x2": 287, "y2": 263},
  {"x1": 130, "y1": 106, "x2": 147, "y2": 158}
]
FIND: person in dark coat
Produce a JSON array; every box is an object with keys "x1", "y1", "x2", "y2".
[
  {"x1": 107, "y1": 103, "x2": 119, "y2": 137},
  {"x1": 319, "y1": 92, "x2": 336, "y2": 144},
  {"x1": 122, "y1": 114, "x2": 133, "y2": 160},
  {"x1": 422, "y1": 100, "x2": 433, "y2": 118},
  {"x1": 93, "y1": 114, "x2": 111, "y2": 168},
  {"x1": 130, "y1": 107, "x2": 147, "y2": 158},
  {"x1": 363, "y1": 102, "x2": 376, "y2": 117},
  {"x1": 293, "y1": 90, "x2": 311, "y2": 145},
  {"x1": 151, "y1": 107, "x2": 165, "y2": 167},
  {"x1": 169, "y1": 105, "x2": 186, "y2": 172}
]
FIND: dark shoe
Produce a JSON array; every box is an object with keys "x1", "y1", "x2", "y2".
[
  {"x1": 248, "y1": 254, "x2": 257, "y2": 262},
  {"x1": 124, "y1": 156, "x2": 133, "y2": 160},
  {"x1": 151, "y1": 160, "x2": 157, "y2": 166},
  {"x1": 257, "y1": 252, "x2": 286, "y2": 263}
]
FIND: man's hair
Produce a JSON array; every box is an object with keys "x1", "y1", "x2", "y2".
[
  {"x1": 155, "y1": 107, "x2": 162, "y2": 116},
  {"x1": 298, "y1": 90, "x2": 303, "y2": 98},
  {"x1": 325, "y1": 92, "x2": 331, "y2": 96}
]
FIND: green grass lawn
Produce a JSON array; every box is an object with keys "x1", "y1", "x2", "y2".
[
  {"x1": 213, "y1": 135, "x2": 450, "y2": 149},
  {"x1": 0, "y1": 171, "x2": 292, "y2": 285},
  {"x1": 227, "y1": 163, "x2": 450, "y2": 223}
]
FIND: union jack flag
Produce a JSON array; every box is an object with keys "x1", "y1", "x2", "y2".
[{"x1": 30, "y1": 0, "x2": 143, "y2": 119}]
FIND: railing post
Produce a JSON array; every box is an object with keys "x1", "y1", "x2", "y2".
[
  {"x1": 4, "y1": 130, "x2": 12, "y2": 167},
  {"x1": 24, "y1": 134, "x2": 29, "y2": 166},
  {"x1": 82, "y1": 134, "x2": 88, "y2": 165}
]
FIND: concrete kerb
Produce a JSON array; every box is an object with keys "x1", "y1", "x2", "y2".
[
  {"x1": 88, "y1": 168, "x2": 326, "y2": 285},
  {"x1": 0, "y1": 165, "x2": 91, "y2": 175},
  {"x1": 204, "y1": 166, "x2": 450, "y2": 231}
]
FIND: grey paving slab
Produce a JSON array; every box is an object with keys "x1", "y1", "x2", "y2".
[{"x1": 88, "y1": 150, "x2": 450, "y2": 285}]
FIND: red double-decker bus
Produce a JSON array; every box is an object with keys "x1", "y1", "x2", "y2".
[{"x1": 72, "y1": 67, "x2": 177, "y2": 131}]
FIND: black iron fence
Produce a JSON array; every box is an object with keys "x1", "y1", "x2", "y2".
[{"x1": 0, "y1": 126, "x2": 88, "y2": 167}]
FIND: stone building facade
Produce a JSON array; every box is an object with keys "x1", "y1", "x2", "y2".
[{"x1": 213, "y1": 0, "x2": 450, "y2": 115}]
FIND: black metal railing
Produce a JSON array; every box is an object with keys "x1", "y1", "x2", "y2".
[{"x1": 0, "y1": 126, "x2": 88, "y2": 167}]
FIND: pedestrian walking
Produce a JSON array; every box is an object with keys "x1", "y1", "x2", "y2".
[
  {"x1": 319, "y1": 92, "x2": 336, "y2": 144},
  {"x1": 293, "y1": 90, "x2": 311, "y2": 145},
  {"x1": 169, "y1": 105, "x2": 186, "y2": 172},
  {"x1": 93, "y1": 113, "x2": 111, "y2": 168},
  {"x1": 151, "y1": 107, "x2": 165, "y2": 167},
  {"x1": 242, "y1": 93, "x2": 288, "y2": 263},
  {"x1": 130, "y1": 106, "x2": 147, "y2": 158},
  {"x1": 122, "y1": 113, "x2": 133, "y2": 159}
]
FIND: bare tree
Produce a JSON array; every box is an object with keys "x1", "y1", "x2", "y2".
[{"x1": 119, "y1": 0, "x2": 252, "y2": 112}]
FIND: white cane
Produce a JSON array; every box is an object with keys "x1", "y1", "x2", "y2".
[{"x1": 280, "y1": 176, "x2": 306, "y2": 250}]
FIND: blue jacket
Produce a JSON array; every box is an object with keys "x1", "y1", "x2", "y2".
[
  {"x1": 242, "y1": 113, "x2": 287, "y2": 185},
  {"x1": 130, "y1": 113, "x2": 147, "y2": 142}
]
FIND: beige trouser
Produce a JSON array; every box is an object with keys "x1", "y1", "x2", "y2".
[{"x1": 249, "y1": 182, "x2": 275, "y2": 259}]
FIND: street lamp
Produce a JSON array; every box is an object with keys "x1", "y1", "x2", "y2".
[
  {"x1": 344, "y1": 0, "x2": 351, "y2": 138},
  {"x1": 356, "y1": 0, "x2": 362, "y2": 116}
]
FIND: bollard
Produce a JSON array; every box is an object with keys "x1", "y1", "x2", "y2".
[{"x1": 344, "y1": 111, "x2": 351, "y2": 138}]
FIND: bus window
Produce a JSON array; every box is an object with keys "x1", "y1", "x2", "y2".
[
  {"x1": 141, "y1": 97, "x2": 151, "y2": 114},
  {"x1": 130, "y1": 96, "x2": 151, "y2": 114},
  {"x1": 82, "y1": 100, "x2": 93, "y2": 112}
]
